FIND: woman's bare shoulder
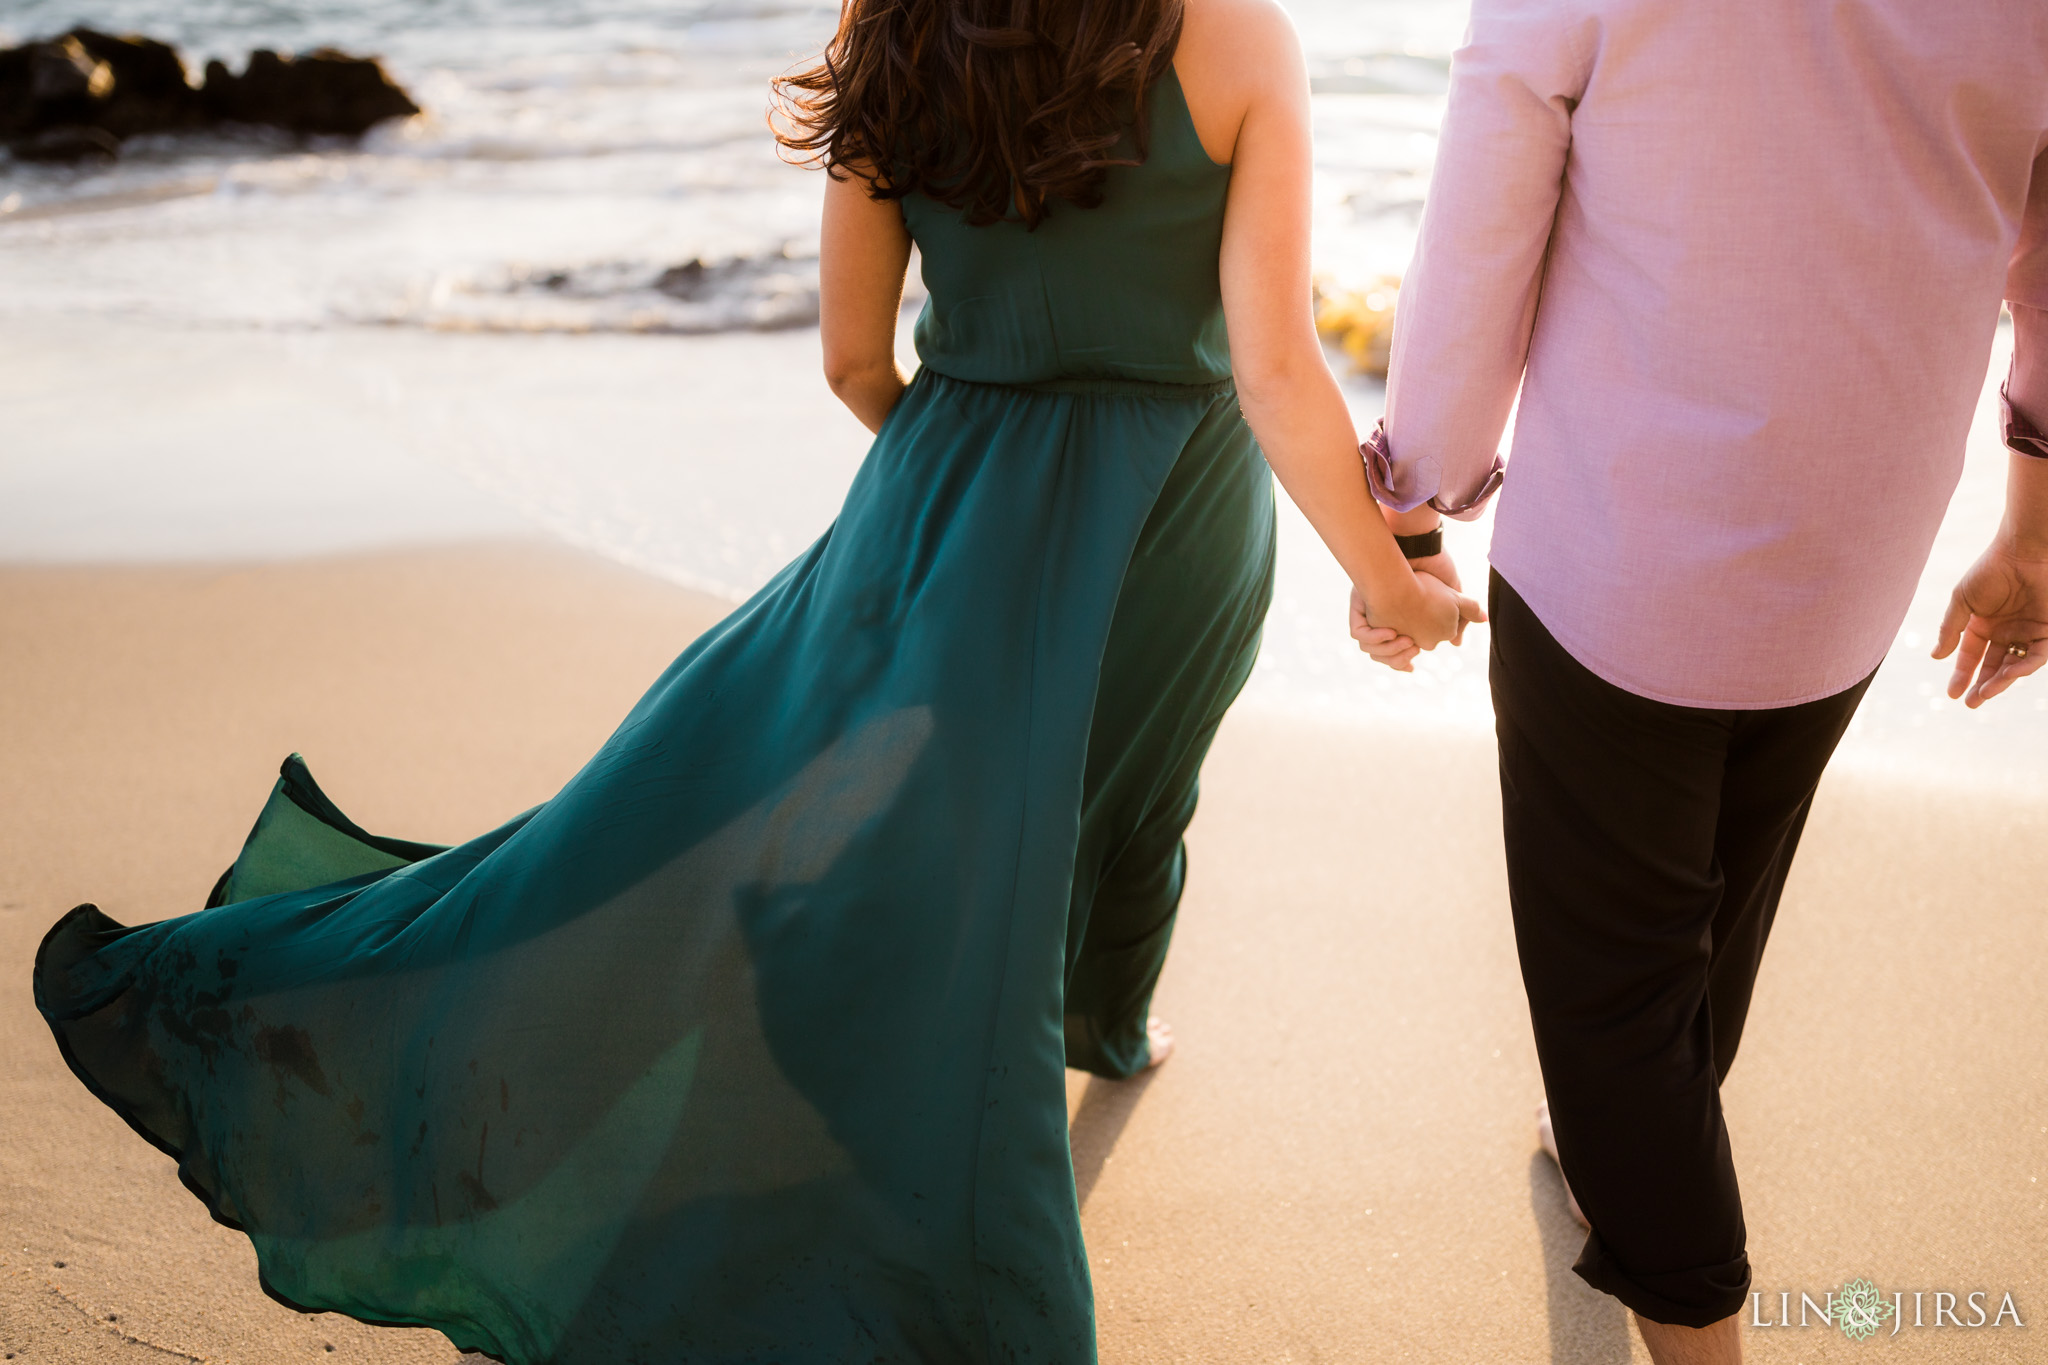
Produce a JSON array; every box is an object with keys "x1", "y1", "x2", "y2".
[
  {"x1": 1178, "y1": 0, "x2": 1302, "y2": 78},
  {"x1": 1175, "y1": 0, "x2": 1307, "y2": 163}
]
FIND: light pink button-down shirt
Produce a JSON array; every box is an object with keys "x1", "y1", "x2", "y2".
[{"x1": 1372, "y1": 0, "x2": 2048, "y2": 708}]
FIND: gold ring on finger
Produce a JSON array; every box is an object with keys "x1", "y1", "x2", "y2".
[{"x1": 2008, "y1": 643, "x2": 2031, "y2": 659}]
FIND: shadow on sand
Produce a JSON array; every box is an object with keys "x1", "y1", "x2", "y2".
[
  {"x1": 1530, "y1": 1152, "x2": 1636, "y2": 1364},
  {"x1": 1068, "y1": 1070, "x2": 1160, "y2": 1208},
  {"x1": 455, "y1": 1067, "x2": 1158, "y2": 1365}
]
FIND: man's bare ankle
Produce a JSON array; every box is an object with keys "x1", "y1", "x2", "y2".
[{"x1": 1633, "y1": 1310, "x2": 1742, "y2": 1365}]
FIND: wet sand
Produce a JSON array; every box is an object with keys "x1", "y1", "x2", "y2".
[{"x1": 2, "y1": 543, "x2": 2043, "y2": 1363}]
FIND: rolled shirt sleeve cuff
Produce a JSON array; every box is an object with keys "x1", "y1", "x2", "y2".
[
  {"x1": 1360, "y1": 419, "x2": 1506, "y2": 520},
  {"x1": 2002, "y1": 384, "x2": 2048, "y2": 458}
]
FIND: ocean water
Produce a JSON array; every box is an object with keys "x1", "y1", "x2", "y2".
[
  {"x1": 0, "y1": 0, "x2": 1456, "y2": 329},
  {"x1": 2, "y1": 0, "x2": 2041, "y2": 792}
]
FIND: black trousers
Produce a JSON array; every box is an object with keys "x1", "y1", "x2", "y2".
[{"x1": 1489, "y1": 572, "x2": 1873, "y2": 1327}]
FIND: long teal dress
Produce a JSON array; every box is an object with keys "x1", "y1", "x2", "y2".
[{"x1": 34, "y1": 70, "x2": 1274, "y2": 1364}]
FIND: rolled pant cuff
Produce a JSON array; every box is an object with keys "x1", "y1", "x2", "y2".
[{"x1": 1574, "y1": 1230, "x2": 1750, "y2": 1328}]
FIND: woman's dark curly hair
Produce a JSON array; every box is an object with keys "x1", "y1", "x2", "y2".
[{"x1": 772, "y1": 0, "x2": 1186, "y2": 229}]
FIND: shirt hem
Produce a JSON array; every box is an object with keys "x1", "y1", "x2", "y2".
[{"x1": 1490, "y1": 563, "x2": 1892, "y2": 712}]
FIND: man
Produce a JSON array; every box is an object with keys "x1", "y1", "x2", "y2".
[{"x1": 1352, "y1": 2, "x2": 2048, "y2": 1361}]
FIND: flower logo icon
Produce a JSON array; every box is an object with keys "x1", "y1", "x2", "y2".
[{"x1": 1833, "y1": 1278, "x2": 1896, "y2": 1340}]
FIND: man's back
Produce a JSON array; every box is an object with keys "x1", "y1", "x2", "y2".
[{"x1": 1379, "y1": 0, "x2": 2048, "y2": 706}]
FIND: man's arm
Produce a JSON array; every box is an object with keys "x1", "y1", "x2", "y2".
[
  {"x1": 1350, "y1": 0, "x2": 1594, "y2": 667},
  {"x1": 1369, "y1": 0, "x2": 1595, "y2": 526},
  {"x1": 1933, "y1": 145, "x2": 2048, "y2": 707}
]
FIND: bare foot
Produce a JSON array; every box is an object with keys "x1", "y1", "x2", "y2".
[
  {"x1": 1536, "y1": 1101, "x2": 1590, "y2": 1228},
  {"x1": 1635, "y1": 1311, "x2": 1743, "y2": 1365},
  {"x1": 1143, "y1": 1016, "x2": 1175, "y2": 1069}
]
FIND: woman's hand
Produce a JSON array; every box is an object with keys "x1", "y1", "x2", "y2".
[{"x1": 1352, "y1": 619, "x2": 1421, "y2": 671}]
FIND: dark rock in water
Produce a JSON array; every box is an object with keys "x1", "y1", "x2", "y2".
[
  {"x1": 655, "y1": 259, "x2": 709, "y2": 299},
  {"x1": 0, "y1": 31, "x2": 418, "y2": 156},
  {"x1": 202, "y1": 48, "x2": 420, "y2": 137},
  {"x1": 0, "y1": 37, "x2": 112, "y2": 137},
  {"x1": 12, "y1": 123, "x2": 122, "y2": 163},
  {"x1": 65, "y1": 29, "x2": 204, "y2": 137}
]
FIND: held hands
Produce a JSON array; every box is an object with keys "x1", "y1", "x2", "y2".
[
  {"x1": 1352, "y1": 525, "x2": 2048, "y2": 695},
  {"x1": 1351, "y1": 537, "x2": 2048, "y2": 696},
  {"x1": 1349, "y1": 554, "x2": 1485, "y2": 672},
  {"x1": 1933, "y1": 540, "x2": 2048, "y2": 707}
]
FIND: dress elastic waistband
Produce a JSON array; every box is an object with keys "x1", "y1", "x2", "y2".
[{"x1": 922, "y1": 370, "x2": 1236, "y2": 401}]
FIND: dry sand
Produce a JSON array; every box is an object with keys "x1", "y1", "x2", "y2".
[{"x1": 2, "y1": 544, "x2": 2043, "y2": 1364}]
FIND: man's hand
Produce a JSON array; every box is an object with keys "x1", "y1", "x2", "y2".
[
  {"x1": 1933, "y1": 542, "x2": 2048, "y2": 707},
  {"x1": 1404, "y1": 551, "x2": 1469, "y2": 640},
  {"x1": 1367, "y1": 505, "x2": 1479, "y2": 651}
]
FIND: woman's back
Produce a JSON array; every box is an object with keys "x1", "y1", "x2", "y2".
[{"x1": 905, "y1": 68, "x2": 1233, "y2": 387}]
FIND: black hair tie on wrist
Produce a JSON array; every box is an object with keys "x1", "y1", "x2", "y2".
[{"x1": 1395, "y1": 527, "x2": 1444, "y2": 560}]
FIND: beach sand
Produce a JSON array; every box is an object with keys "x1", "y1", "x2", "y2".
[{"x1": 2, "y1": 543, "x2": 2044, "y2": 1363}]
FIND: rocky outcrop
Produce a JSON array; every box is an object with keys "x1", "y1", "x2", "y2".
[
  {"x1": 69, "y1": 29, "x2": 207, "y2": 137},
  {"x1": 0, "y1": 30, "x2": 418, "y2": 162},
  {"x1": 0, "y1": 37, "x2": 112, "y2": 138},
  {"x1": 200, "y1": 48, "x2": 420, "y2": 137}
]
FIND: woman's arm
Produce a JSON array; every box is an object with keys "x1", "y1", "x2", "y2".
[
  {"x1": 1184, "y1": 0, "x2": 1482, "y2": 650},
  {"x1": 819, "y1": 169, "x2": 913, "y2": 434}
]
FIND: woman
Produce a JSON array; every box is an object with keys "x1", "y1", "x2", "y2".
[{"x1": 33, "y1": 0, "x2": 1479, "y2": 1359}]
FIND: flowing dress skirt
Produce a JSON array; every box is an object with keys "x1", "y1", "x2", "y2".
[{"x1": 35, "y1": 368, "x2": 1275, "y2": 1364}]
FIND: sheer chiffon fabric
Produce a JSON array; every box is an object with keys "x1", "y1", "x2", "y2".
[{"x1": 35, "y1": 72, "x2": 1273, "y2": 1362}]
